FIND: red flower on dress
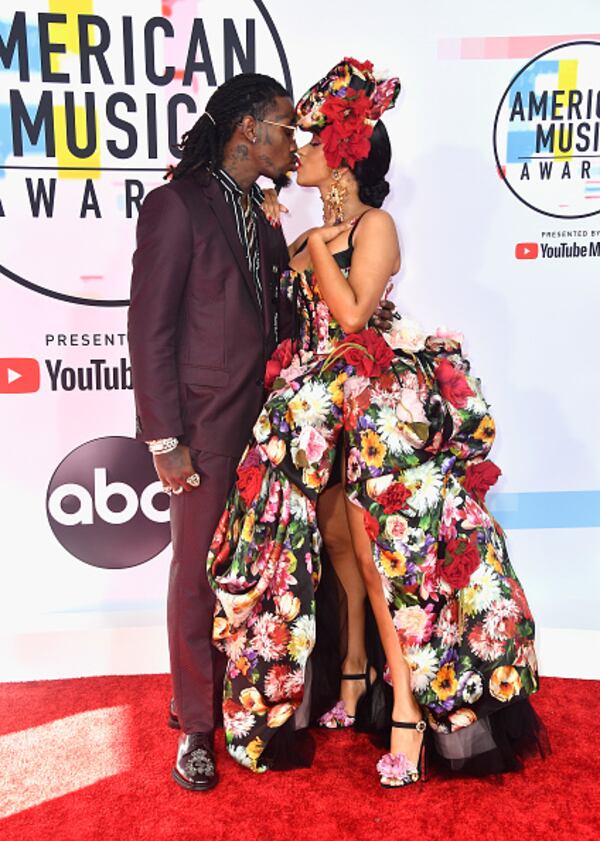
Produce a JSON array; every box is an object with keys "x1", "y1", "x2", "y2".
[
  {"x1": 265, "y1": 339, "x2": 294, "y2": 390},
  {"x1": 236, "y1": 451, "x2": 266, "y2": 507},
  {"x1": 340, "y1": 329, "x2": 395, "y2": 377},
  {"x1": 363, "y1": 509, "x2": 380, "y2": 540},
  {"x1": 438, "y1": 536, "x2": 481, "y2": 589},
  {"x1": 377, "y1": 482, "x2": 411, "y2": 514},
  {"x1": 320, "y1": 90, "x2": 374, "y2": 169},
  {"x1": 464, "y1": 460, "x2": 502, "y2": 501},
  {"x1": 435, "y1": 358, "x2": 475, "y2": 408}
]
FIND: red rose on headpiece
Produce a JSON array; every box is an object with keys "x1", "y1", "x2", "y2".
[
  {"x1": 265, "y1": 339, "x2": 294, "y2": 390},
  {"x1": 320, "y1": 89, "x2": 374, "y2": 169},
  {"x1": 435, "y1": 358, "x2": 475, "y2": 408},
  {"x1": 464, "y1": 460, "x2": 502, "y2": 501},
  {"x1": 340, "y1": 329, "x2": 395, "y2": 377},
  {"x1": 343, "y1": 57, "x2": 374, "y2": 74}
]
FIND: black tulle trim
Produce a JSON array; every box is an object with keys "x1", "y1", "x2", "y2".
[
  {"x1": 431, "y1": 698, "x2": 550, "y2": 777},
  {"x1": 260, "y1": 720, "x2": 316, "y2": 771}
]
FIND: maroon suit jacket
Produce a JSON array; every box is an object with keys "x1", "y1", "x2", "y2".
[{"x1": 128, "y1": 168, "x2": 291, "y2": 460}]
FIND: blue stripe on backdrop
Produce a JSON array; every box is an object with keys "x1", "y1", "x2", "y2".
[{"x1": 488, "y1": 491, "x2": 600, "y2": 529}]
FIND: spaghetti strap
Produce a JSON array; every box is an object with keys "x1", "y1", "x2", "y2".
[{"x1": 348, "y1": 209, "x2": 372, "y2": 251}]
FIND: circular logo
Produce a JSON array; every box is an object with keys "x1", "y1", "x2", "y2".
[
  {"x1": 494, "y1": 40, "x2": 600, "y2": 219},
  {"x1": 46, "y1": 436, "x2": 170, "y2": 568},
  {"x1": 1, "y1": 1, "x2": 292, "y2": 306}
]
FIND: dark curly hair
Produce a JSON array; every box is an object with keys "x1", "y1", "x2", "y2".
[
  {"x1": 353, "y1": 120, "x2": 392, "y2": 207},
  {"x1": 168, "y1": 73, "x2": 289, "y2": 181}
]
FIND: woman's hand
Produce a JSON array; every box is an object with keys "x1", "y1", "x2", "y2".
[
  {"x1": 262, "y1": 188, "x2": 288, "y2": 227},
  {"x1": 308, "y1": 220, "x2": 354, "y2": 245}
]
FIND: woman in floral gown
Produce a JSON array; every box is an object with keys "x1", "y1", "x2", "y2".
[{"x1": 207, "y1": 58, "x2": 542, "y2": 784}]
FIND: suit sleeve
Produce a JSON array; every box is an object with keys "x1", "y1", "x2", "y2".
[{"x1": 127, "y1": 186, "x2": 193, "y2": 440}]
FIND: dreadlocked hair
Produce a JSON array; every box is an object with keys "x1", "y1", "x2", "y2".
[{"x1": 167, "y1": 73, "x2": 289, "y2": 181}]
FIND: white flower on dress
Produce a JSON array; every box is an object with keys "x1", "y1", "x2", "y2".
[
  {"x1": 288, "y1": 615, "x2": 316, "y2": 668},
  {"x1": 386, "y1": 317, "x2": 427, "y2": 352},
  {"x1": 402, "y1": 462, "x2": 443, "y2": 514},
  {"x1": 405, "y1": 644, "x2": 439, "y2": 693},
  {"x1": 483, "y1": 597, "x2": 521, "y2": 640},
  {"x1": 288, "y1": 381, "x2": 331, "y2": 425},
  {"x1": 253, "y1": 412, "x2": 271, "y2": 443},
  {"x1": 224, "y1": 708, "x2": 256, "y2": 740},
  {"x1": 433, "y1": 600, "x2": 459, "y2": 647},
  {"x1": 224, "y1": 629, "x2": 247, "y2": 661},
  {"x1": 462, "y1": 566, "x2": 502, "y2": 616},
  {"x1": 250, "y1": 612, "x2": 289, "y2": 661},
  {"x1": 284, "y1": 668, "x2": 305, "y2": 698},
  {"x1": 468, "y1": 623, "x2": 506, "y2": 662},
  {"x1": 376, "y1": 405, "x2": 411, "y2": 455},
  {"x1": 465, "y1": 388, "x2": 489, "y2": 416}
]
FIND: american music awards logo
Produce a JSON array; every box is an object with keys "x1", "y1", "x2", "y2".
[
  {"x1": 0, "y1": 1, "x2": 292, "y2": 306},
  {"x1": 494, "y1": 40, "x2": 600, "y2": 219}
]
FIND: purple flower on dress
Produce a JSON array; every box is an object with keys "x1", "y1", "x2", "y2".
[{"x1": 441, "y1": 455, "x2": 457, "y2": 475}]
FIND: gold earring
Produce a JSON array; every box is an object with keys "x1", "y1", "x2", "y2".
[{"x1": 324, "y1": 169, "x2": 347, "y2": 224}]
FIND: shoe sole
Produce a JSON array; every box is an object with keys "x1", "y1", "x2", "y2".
[{"x1": 171, "y1": 766, "x2": 218, "y2": 792}]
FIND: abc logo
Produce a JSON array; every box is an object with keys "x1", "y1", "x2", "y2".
[{"x1": 47, "y1": 436, "x2": 171, "y2": 569}]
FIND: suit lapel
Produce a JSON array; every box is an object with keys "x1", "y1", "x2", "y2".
[
  {"x1": 256, "y1": 212, "x2": 276, "y2": 335},
  {"x1": 199, "y1": 174, "x2": 264, "y2": 326}
]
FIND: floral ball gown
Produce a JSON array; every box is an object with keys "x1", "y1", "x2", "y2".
[{"x1": 207, "y1": 245, "x2": 541, "y2": 774}]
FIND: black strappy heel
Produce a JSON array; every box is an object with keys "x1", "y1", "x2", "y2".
[
  {"x1": 376, "y1": 717, "x2": 428, "y2": 788},
  {"x1": 318, "y1": 670, "x2": 373, "y2": 729}
]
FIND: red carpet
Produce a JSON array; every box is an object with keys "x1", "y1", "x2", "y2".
[{"x1": 0, "y1": 675, "x2": 597, "y2": 841}]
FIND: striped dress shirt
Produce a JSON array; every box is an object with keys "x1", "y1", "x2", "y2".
[{"x1": 211, "y1": 168, "x2": 265, "y2": 310}]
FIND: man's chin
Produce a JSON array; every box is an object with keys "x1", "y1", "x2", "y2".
[{"x1": 273, "y1": 173, "x2": 292, "y2": 191}]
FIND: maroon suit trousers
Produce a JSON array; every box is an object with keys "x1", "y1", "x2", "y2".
[{"x1": 167, "y1": 448, "x2": 236, "y2": 733}]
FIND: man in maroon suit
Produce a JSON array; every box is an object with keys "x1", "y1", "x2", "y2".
[{"x1": 128, "y1": 73, "x2": 298, "y2": 791}]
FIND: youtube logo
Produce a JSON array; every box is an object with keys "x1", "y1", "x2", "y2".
[
  {"x1": 515, "y1": 242, "x2": 539, "y2": 260},
  {"x1": 0, "y1": 358, "x2": 41, "y2": 393}
]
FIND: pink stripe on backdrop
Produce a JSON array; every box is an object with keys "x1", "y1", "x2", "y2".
[{"x1": 438, "y1": 34, "x2": 600, "y2": 60}]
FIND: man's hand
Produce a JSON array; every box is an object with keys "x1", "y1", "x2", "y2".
[
  {"x1": 153, "y1": 444, "x2": 200, "y2": 494},
  {"x1": 371, "y1": 283, "x2": 396, "y2": 332}
]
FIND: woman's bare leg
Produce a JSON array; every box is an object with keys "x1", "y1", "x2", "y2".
[
  {"x1": 318, "y1": 484, "x2": 370, "y2": 715},
  {"x1": 343, "y1": 495, "x2": 423, "y2": 762}
]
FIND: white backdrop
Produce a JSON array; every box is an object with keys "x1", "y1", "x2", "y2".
[{"x1": 1, "y1": 0, "x2": 598, "y2": 682}]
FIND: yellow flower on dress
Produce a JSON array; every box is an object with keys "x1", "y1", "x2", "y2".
[
  {"x1": 361, "y1": 430, "x2": 386, "y2": 469},
  {"x1": 240, "y1": 687, "x2": 268, "y2": 714},
  {"x1": 486, "y1": 543, "x2": 503, "y2": 574},
  {"x1": 241, "y1": 509, "x2": 256, "y2": 544},
  {"x1": 431, "y1": 663, "x2": 458, "y2": 701},
  {"x1": 267, "y1": 702, "x2": 295, "y2": 728},
  {"x1": 254, "y1": 412, "x2": 271, "y2": 443},
  {"x1": 246, "y1": 737, "x2": 264, "y2": 761},
  {"x1": 380, "y1": 548, "x2": 406, "y2": 579},
  {"x1": 329, "y1": 371, "x2": 348, "y2": 407},
  {"x1": 448, "y1": 708, "x2": 477, "y2": 731},
  {"x1": 473, "y1": 415, "x2": 496, "y2": 444},
  {"x1": 267, "y1": 437, "x2": 286, "y2": 465},
  {"x1": 234, "y1": 656, "x2": 251, "y2": 676},
  {"x1": 213, "y1": 617, "x2": 229, "y2": 640},
  {"x1": 489, "y1": 666, "x2": 522, "y2": 702}
]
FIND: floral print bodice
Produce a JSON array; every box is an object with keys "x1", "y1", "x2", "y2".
[{"x1": 282, "y1": 263, "x2": 350, "y2": 356}]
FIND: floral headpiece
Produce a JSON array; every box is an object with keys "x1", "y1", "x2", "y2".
[{"x1": 295, "y1": 57, "x2": 401, "y2": 169}]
